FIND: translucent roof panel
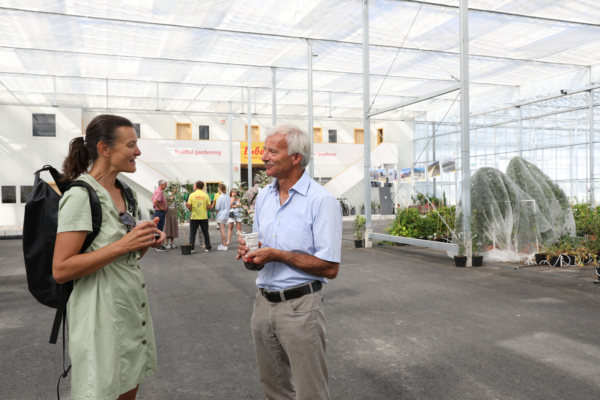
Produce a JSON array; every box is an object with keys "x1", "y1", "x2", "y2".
[{"x1": 0, "y1": 0, "x2": 599, "y2": 120}]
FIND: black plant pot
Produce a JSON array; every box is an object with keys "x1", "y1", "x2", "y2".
[
  {"x1": 596, "y1": 266, "x2": 600, "y2": 278},
  {"x1": 535, "y1": 253, "x2": 547, "y2": 265},
  {"x1": 561, "y1": 254, "x2": 574, "y2": 266},
  {"x1": 180, "y1": 245, "x2": 192, "y2": 255},
  {"x1": 472, "y1": 256, "x2": 483, "y2": 267},
  {"x1": 454, "y1": 256, "x2": 467, "y2": 267},
  {"x1": 351, "y1": 210, "x2": 356, "y2": 215},
  {"x1": 549, "y1": 256, "x2": 560, "y2": 267},
  {"x1": 354, "y1": 239, "x2": 364, "y2": 248}
]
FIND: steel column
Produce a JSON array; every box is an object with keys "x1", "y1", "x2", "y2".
[
  {"x1": 590, "y1": 89, "x2": 595, "y2": 206},
  {"x1": 518, "y1": 106, "x2": 523, "y2": 157},
  {"x1": 363, "y1": 0, "x2": 372, "y2": 235},
  {"x1": 272, "y1": 67, "x2": 277, "y2": 126},
  {"x1": 459, "y1": 0, "x2": 471, "y2": 255},
  {"x1": 53, "y1": 76, "x2": 57, "y2": 107},
  {"x1": 329, "y1": 92, "x2": 332, "y2": 118},
  {"x1": 307, "y1": 38, "x2": 315, "y2": 178},
  {"x1": 155, "y1": 82, "x2": 159, "y2": 111},
  {"x1": 229, "y1": 101, "x2": 233, "y2": 191},
  {"x1": 105, "y1": 77, "x2": 109, "y2": 109},
  {"x1": 247, "y1": 87, "x2": 252, "y2": 187}
]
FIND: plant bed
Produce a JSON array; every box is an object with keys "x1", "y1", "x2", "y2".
[
  {"x1": 472, "y1": 255, "x2": 483, "y2": 267},
  {"x1": 180, "y1": 244, "x2": 192, "y2": 255},
  {"x1": 454, "y1": 256, "x2": 467, "y2": 267}
]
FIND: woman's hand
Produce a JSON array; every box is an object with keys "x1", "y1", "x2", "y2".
[
  {"x1": 148, "y1": 217, "x2": 166, "y2": 248},
  {"x1": 119, "y1": 219, "x2": 159, "y2": 253}
]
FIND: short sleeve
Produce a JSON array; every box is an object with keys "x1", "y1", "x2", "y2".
[
  {"x1": 312, "y1": 196, "x2": 342, "y2": 263},
  {"x1": 57, "y1": 186, "x2": 93, "y2": 234}
]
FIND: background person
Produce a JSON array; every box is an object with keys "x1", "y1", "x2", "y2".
[
  {"x1": 53, "y1": 114, "x2": 165, "y2": 400},
  {"x1": 237, "y1": 123, "x2": 342, "y2": 400},
  {"x1": 214, "y1": 183, "x2": 230, "y2": 251},
  {"x1": 164, "y1": 185, "x2": 179, "y2": 249},
  {"x1": 186, "y1": 180, "x2": 212, "y2": 253},
  {"x1": 227, "y1": 189, "x2": 242, "y2": 245},
  {"x1": 151, "y1": 179, "x2": 168, "y2": 252}
]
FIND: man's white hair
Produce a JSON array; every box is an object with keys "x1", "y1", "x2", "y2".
[
  {"x1": 158, "y1": 179, "x2": 167, "y2": 185},
  {"x1": 265, "y1": 124, "x2": 312, "y2": 169}
]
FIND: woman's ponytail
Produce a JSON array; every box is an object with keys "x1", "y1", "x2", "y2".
[{"x1": 62, "y1": 136, "x2": 91, "y2": 181}]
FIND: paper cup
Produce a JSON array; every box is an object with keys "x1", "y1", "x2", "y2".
[{"x1": 244, "y1": 232, "x2": 259, "y2": 252}]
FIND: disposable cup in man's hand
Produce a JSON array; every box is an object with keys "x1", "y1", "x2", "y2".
[{"x1": 244, "y1": 232, "x2": 259, "y2": 252}]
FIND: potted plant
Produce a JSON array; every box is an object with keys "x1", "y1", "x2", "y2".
[
  {"x1": 353, "y1": 215, "x2": 366, "y2": 248},
  {"x1": 147, "y1": 208, "x2": 154, "y2": 219},
  {"x1": 163, "y1": 179, "x2": 192, "y2": 255},
  {"x1": 360, "y1": 204, "x2": 365, "y2": 215},
  {"x1": 454, "y1": 232, "x2": 467, "y2": 267},
  {"x1": 371, "y1": 201, "x2": 379, "y2": 215},
  {"x1": 350, "y1": 205, "x2": 356, "y2": 216}
]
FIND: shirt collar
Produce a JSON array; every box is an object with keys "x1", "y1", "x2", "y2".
[{"x1": 271, "y1": 169, "x2": 310, "y2": 197}]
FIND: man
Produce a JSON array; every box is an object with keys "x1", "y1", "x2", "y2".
[
  {"x1": 152, "y1": 179, "x2": 168, "y2": 252},
  {"x1": 237, "y1": 124, "x2": 342, "y2": 400},
  {"x1": 187, "y1": 180, "x2": 212, "y2": 253}
]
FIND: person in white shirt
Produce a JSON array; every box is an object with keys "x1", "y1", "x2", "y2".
[{"x1": 214, "y1": 183, "x2": 230, "y2": 251}]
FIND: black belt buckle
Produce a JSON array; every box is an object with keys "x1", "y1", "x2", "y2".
[{"x1": 260, "y1": 281, "x2": 322, "y2": 303}]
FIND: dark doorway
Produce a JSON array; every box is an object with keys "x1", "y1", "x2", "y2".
[{"x1": 240, "y1": 165, "x2": 266, "y2": 188}]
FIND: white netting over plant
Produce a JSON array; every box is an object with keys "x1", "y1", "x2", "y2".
[
  {"x1": 451, "y1": 160, "x2": 576, "y2": 262},
  {"x1": 506, "y1": 157, "x2": 576, "y2": 239}
]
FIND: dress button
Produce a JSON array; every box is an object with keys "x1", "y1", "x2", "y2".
[
  {"x1": 142, "y1": 340, "x2": 147, "y2": 345},
  {"x1": 142, "y1": 283, "x2": 146, "y2": 288},
  {"x1": 142, "y1": 303, "x2": 146, "y2": 308},
  {"x1": 142, "y1": 321, "x2": 146, "y2": 326}
]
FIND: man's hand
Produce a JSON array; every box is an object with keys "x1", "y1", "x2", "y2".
[{"x1": 245, "y1": 246, "x2": 278, "y2": 267}]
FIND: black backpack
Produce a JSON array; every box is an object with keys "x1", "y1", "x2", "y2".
[{"x1": 22, "y1": 165, "x2": 136, "y2": 398}]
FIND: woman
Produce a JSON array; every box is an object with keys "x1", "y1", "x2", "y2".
[
  {"x1": 164, "y1": 186, "x2": 179, "y2": 249},
  {"x1": 227, "y1": 189, "x2": 242, "y2": 245},
  {"x1": 215, "y1": 183, "x2": 230, "y2": 250},
  {"x1": 52, "y1": 115, "x2": 165, "y2": 400}
]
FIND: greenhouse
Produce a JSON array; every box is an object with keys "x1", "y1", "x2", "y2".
[{"x1": 3, "y1": 1, "x2": 600, "y2": 399}]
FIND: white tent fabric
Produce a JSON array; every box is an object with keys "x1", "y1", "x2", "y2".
[{"x1": 0, "y1": 0, "x2": 599, "y2": 119}]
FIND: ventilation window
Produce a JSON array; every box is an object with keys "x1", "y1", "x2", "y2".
[
  {"x1": 2, "y1": 186, "x2": 16, "y2": 203},
  {"x1": 133, "y1": 123, "x2": 141, "y2": 138},
  {"x1": 328, "y1": 129, "x2": 337, "y2": 143},
  {"x1": 32, "y1": 114, "x2": 56, "y2": 137},
  {"x1": 199, "y1": 125, "x2": 210, "y2": 140},
  {"x1": 20, "y1": 186, "x2": 33, "y2": 203}
]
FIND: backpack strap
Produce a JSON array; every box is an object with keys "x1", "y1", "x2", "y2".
[
  {"x1": 34, "y1": 165, "x2": 71, "y2": 193},
  {"x1": 68, "y1": 181, "x2": 103, "y2": 252},
  {"x1": 117, "y1": 178, "x2": 137, "y2": 216},
  {"x1": 49, "y1": 181, "x2": 102, "y2": 345}
]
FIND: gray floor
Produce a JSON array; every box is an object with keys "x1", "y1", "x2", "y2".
[{"x1": 2, "y1": 222, "x2": 600, "y2": 400}]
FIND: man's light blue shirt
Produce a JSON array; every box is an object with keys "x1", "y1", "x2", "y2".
[{"x1": 252, "y1": 170, "x2": 343, "y2": 291}]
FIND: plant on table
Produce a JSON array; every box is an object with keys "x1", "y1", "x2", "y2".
[{"x1": 163, "y1": 179, "x2": 190, "y2": 245}]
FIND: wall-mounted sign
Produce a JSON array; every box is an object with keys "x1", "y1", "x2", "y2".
[
  {"x1": 241, "y1": 142, "x2": 265, "y2": 164},
  {"x1": 137, "y1": 140, "x2": 240, "y2": 164}
]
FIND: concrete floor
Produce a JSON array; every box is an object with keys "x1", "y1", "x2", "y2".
[{"x1": 2, "y1": 221, "x2": 600, "y2": 400}]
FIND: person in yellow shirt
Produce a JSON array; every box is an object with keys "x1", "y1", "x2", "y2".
[{"x1": 186, "y1": 180, "x2": 212, "y2": 253}]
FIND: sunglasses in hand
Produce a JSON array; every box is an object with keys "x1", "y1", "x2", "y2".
[{"x1": 118, "y1": 211, "x2": 160, "y2": 239}]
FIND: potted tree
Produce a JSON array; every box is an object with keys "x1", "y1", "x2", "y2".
[
  {"x1": 353, "y1": 215, "x2": 366, "y2": 248},
  {"x1": 454, "y1": 232, "x2": 467, "y2": 267},
  {"x1": 163, "y1": 179, "x2": 192, "y2": 255}
]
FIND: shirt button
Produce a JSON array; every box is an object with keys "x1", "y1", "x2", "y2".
[
  {"x1": 142, "y1": 321, "x2": 146, "y2": 326},
  {"x1": 142, "y1": 283, "x2": 146, "y2": 288},
  {"x1": 142, "y1": 303, "x2": 146, "y2": 308},
  {"x1": 142, "y1": 340, "x2": 147, "y2": 345}
]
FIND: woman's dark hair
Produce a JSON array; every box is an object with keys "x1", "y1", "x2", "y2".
[{"x1": 62, "y1": 115, "x2": 134, "y2": 181}]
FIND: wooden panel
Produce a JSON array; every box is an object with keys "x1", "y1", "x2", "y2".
[
  {"x1": 313, "y1": 127, "x2": 322, "y2": 143},
  {"x1": 377, "y1": 128, "x2": 384, "y2": 145},
  {"x1": 48, "y1": 182, "x2": 60, "y2": 195},
  {"x1": 244, "y1": 125, "x2": 261, "y2": 142},
  {"x1": 176, "y1": 123, "x2": 192, "y2": 140},
  {"x1": 354, "y1": 128, "x2": 364, "y2": 144}
]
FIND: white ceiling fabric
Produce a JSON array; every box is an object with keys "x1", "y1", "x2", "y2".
[{"x1": 0, "y1": 0, "x2": 599, "y2": 120}]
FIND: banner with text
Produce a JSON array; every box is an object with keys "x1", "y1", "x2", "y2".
[
  {"x1": 137, "y1": 140, "x2": 240, "y2": 164},
  {"x1": 241, "y1": 142, "x2": 266, "y2": 164}
]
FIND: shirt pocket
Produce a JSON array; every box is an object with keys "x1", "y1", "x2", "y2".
[{"x1": 277, "y1": 222, "x2": 311, "y2": 252}]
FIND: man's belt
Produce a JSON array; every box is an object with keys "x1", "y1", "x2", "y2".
[{"x1": 260, "y1": 281, "x2": 322, "y2": 303}]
